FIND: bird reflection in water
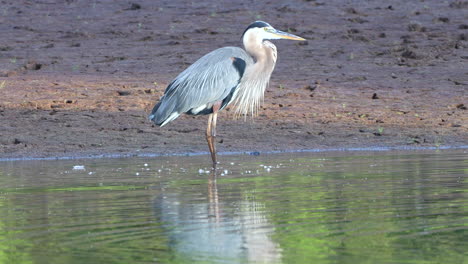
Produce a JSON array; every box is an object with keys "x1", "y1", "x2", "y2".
[{"x1": 153, "y1": 170, "x2": 282, "y2": 263}]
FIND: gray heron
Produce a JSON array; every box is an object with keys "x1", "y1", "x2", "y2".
[{"x1": 149, "y1": 21, "x2": 305, "y2": 167}]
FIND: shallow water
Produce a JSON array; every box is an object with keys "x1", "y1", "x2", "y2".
[{"x1": 0, "y1": 150, "x2": 466, "y2": 264}]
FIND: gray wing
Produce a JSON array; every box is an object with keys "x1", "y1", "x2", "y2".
[{"x1": 150, "y1": 46, "x2": 253, "y2": 126}]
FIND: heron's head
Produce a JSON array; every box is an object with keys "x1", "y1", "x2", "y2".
[{"x1": 241, "y1": 21, "x2": 306, "y2": 44}]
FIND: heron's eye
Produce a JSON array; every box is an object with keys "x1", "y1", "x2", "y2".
[{"x1": 263, "y1": 27, "x2": 268, "y2": 31}]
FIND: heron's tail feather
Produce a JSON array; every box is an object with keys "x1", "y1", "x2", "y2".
[{"x1": 149, "y1": 99, "x2": 180, "y2": 127}]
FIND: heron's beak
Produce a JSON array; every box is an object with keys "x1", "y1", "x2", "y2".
[{"x1": 268, "y1": 28, "x2": 306, "y2": 41}]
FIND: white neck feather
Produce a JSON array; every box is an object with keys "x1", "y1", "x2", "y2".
[{"x1": 233, "y1": 30, "x2": 277, "y2": 118}]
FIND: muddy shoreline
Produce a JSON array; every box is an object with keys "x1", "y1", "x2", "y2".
[{"x1": 1, "y1": 0, "x2": 466, "y2": 160}]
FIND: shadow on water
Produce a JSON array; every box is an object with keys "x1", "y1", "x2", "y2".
[{"x1": 0, "y1": 150, "x2": 466, "y2": 263}]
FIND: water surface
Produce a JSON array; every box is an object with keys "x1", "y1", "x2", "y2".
[{"x1": 0, "y1": 150, "x2": 466, "y2": 264}]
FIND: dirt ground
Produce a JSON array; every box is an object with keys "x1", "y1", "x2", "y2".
[{"x1": 0, "y1": 0, "x2": 467, "y2": 160}]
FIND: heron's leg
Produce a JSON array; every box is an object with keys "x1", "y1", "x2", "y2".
[
  {"x1": 210, "y1": 111, "x2": 219, "y2": 165},
  {"x1": 206, "y1": 113, "x2": 216, "y2": 166},
  {"x1": 207, "y1": 102, "x2": 222, "y2": 168}
]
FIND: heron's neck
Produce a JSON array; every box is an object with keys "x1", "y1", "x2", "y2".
[
  {"x1": 233, "y1": 38, "x2": 277, "y2": 117},
  {"x1": 244, "y1": 38, "x2": 276, "y2": 65}
]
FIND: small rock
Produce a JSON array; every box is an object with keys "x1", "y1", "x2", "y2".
[
  {"x1": 23, "y1": 61, "x2": 42, "y2": 71},
  {"x1": 348, "y1": 17, "x2": 368, "y2": 24},
  {"x1": 401, "y1": 49, "x2": 419, "y2": 59},
  {"x1": 144, "y1": 89, "x2": 156, "y2": 94},
  {"x1": 140, "y1": 36, "x2": 153, "y2": 41},
  {"x1": 117, "y1": 91, "x2": 131, "y2": 96},
  {"x1": 438, "y1": 17, "x2": 449, "y2": 23},
  {"x1": 194, "y1": 28, "x2": 218, "y2": 35},
  {"x1": 408, "y1": 23, "x2": 426, "y2": 32},
  {"x1": 0, "y1": 46, "x2": 13, "y2": 51},
  {"x1": 42, "y1": 43, "x2": 54, "y2": 48},
  {"x1": 345, "y1": 7, "x2": 359, "y2": 14},
  {"x1": 455, "y1": 103, "x2": 466, "y2": 110},
  {"x1": 128, "y1": 3, "x2": 141, "y2": 10},
  {"x1": 304, "y1": 85, "x2": 317, "y2": 91},
  {"x1": 372, "y1": 93, "x2": 379, "y2": 99}
]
